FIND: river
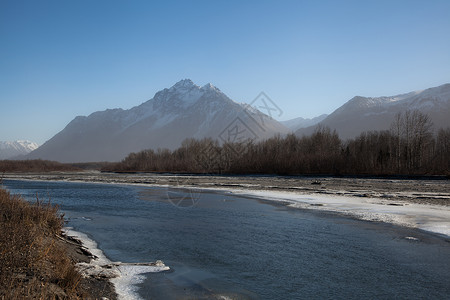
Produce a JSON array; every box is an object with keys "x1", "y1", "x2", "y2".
[{"x1": 3, "y1": 179, "x2": 450, "y2": 299}]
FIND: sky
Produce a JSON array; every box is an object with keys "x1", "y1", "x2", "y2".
[{"x1": 1, "y1": 0, "x2": 449, "y2": 145}]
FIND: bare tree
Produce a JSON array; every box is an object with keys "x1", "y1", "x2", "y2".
[
  {"x1": 391, "y1": 112, "x2": 403, "y2": 172},
  {"x1": 107, "y1": 114, "x2": 447, "y2": 176},
  {"x1": 390, "y1": 110, "x2": 433, "y2": 173}
]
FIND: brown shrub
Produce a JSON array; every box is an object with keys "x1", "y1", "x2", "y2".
[{"x1": 0, "y1": 188, "x2": 86, "y2": 299}]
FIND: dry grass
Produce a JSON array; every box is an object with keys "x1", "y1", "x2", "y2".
[{"x1": 0, "y1": 188, "x2": 86, "y2": 299}]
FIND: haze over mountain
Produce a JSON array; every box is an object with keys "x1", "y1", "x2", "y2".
[
  {"x1": 0, "y1": 140, "x2": 39, "y2": 160},
  {"x1": 27, "y1": 80, "x2": 288, "y2": 163},
  {"x1": 281, "y1": 114, "x2": 328, "y2": 132},
  {"x1": 296, "y1": 83, "x2": 450, "y2": 139},
  {"x1": 23, "y1": 81, "x2": 450, "y2": 163}
]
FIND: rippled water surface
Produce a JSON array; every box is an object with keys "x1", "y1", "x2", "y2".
[{"x1": 4, "y1": 180, "x2": 450, "y2": 299}]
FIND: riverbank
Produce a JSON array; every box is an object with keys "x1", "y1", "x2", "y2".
[
  {"x1": 63, "y1": 228, "x2": 170, "y2": 300},
  {"x1": 58, "y1": 231, "x2": 118, "y2": 299},
  {"x1": 4, "y1": 171, "x2": 449, "y2": 206},
  {"x1": 0, "y1": 187, "x2": 116, "y2": 299}
]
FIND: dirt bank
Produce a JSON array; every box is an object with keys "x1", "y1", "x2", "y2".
[{"x1": 59, "y1": 233, "x2": 118, "y2": 299}]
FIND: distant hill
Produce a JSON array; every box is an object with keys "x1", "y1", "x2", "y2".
[
  {"x1": 296, "y1": 83, "x2": 450, "y2": 139},
  {"x1": 26, "y1": 79, "x2": 288, "y2": 163},
  {"x1": 281, "y1": 114, "x2": 328, "y2": 132},
  {"x1": 0, "y1": 140, "x2": 39, "y2": 160}
]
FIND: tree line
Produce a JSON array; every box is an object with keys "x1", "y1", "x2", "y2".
[
  {"x1": 0, "y1": 159, "x2": 81, "y2": 173},
  {"x1": 104, "y1": 110, "x2": 449, "y2": 176}
]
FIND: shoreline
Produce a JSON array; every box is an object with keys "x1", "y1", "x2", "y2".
[
  {"x1": 0, "y1": 186, "x2": 116, "y2": 299},
  {"x1": 62, "y1": 228, "x2": 170, "y2": 300},
  {"x1": 58, "y1": 229, "x2": 118, "y2": 299},
  {"x1": 1, "y1": 177, "x2": 170, "y2": 300}
]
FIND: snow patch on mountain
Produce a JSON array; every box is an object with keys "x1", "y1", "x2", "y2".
[
  {"x1": 343, "y1": 84, "x2": 449, "y2": 112},
  {"x1": 295, "y1": 83, "x2": 450, "y2": 140}
]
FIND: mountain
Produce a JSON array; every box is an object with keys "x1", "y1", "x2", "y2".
[
  {"x1": 0, "y1": 140, "x2": 39, "y2": 160},
  {"x1": 281, "y1": 114, "x2": 328, "y2": 131},
  {"x1": 27, "y1": 79, "x2": 289, "y2": 163},
  {"x1": 296, "y1": 83, "x2": 450, "y2": 140}
]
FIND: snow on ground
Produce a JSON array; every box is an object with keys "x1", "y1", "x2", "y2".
[
  {"x1": 222, "y1": 189, "x2": 450, "y2": 238},
  {"x1": 64, "y1": 228, "x2": 169, "y2": 300},
  {"x1": 111, "y1": 264, "x2": 169, "y2": 300}
]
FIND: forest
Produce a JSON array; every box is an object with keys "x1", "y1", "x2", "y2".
[{"x1": 104, "y1": 110, "x2": 450, "y2": 176}]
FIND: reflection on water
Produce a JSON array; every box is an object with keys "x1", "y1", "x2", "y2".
[{"x1": 3, "y1": 180, "x2": 450, "y2": 300}]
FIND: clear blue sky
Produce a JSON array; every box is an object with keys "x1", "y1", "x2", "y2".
[{"x1": 1, "y1": 0, "x2": 449, "y2": 144}]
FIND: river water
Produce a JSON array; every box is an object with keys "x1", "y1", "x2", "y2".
[{"x1": 3, "y1": 179, "x2": 450, "y2": 299}]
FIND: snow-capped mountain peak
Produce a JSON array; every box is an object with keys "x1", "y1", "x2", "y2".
[
  {"x1": 154, "y1": 79, "x2": 213, "y2": 107},
  {"x1": 16, "y1": 140, "x2": 39, "y2": 150},
  {"x1": 0, "y1": 140, "x2": 39, "y2": 152},
  {"x1": 26, "y1": 79, "x2": 288, "y2": 162},
  {"x1": 201, "y1": 82, "x2": 219, "y2": 91},
  {"x1": 0, "y1": 140, "x2": 39, "y2": 159},
  {"x1": 150, "y1": 80, "x2": 230, "y2": 112},
  {"x1": 169, "y1": 79, "x2": 199, "y2": 92}
]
